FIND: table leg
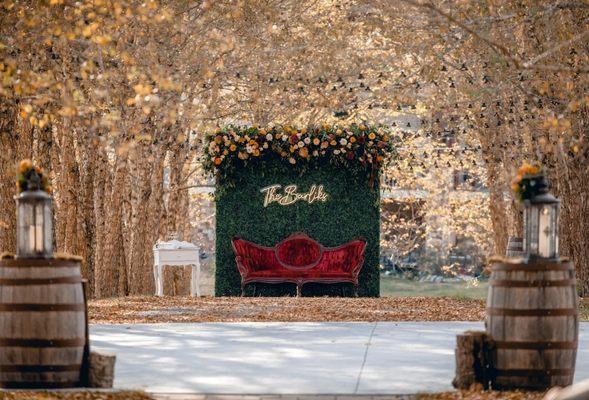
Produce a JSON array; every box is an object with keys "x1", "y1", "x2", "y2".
[
  {"x1": 191, "y1": 263, "x2": 201, "y2": 297},
  {"x1": 153, "y1": 263, "x2": 160, "y2": 296},
  {"x1": 157, "y1": 265, "x2": 164, "y2": 296}
]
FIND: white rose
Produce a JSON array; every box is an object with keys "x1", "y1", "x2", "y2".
[
  {"x1": 263, "y1": 142, "x2": 268, "y2": 149},
  {"x1": 312, "y1": 150, "x2": 319, "y2": 156},
  {"x1": 289, "y1": 157, "x2": 296, "y2": 164},
  {"x1": 266, "y1": 133, "x2": 273, "y2": 141},
  {"x1": 339, "y1": 138, "x2": 347, "y2": 146},
  {"x1": 304, "y1": 137, "x2": 311, "y2": 144},
  {"x1": 246, "y1": 146, "x2": 253, "y2": 154},
  {"x1": 334, "y1": 150, "x2": 340, "y2": 155},
  {"x1": 298, "y1": 141, "x2": 304, "y2": 148},
  {"x1": 282, "y1": 135, "x2": 288, "y2": 141}
]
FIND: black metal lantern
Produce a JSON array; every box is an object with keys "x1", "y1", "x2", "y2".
[
  {"x1": 16, "y1": 172, "x2": 53, "y2": 259},
  {"x1": 523, "y1": 179, "x2": 559, "y2": 261}
]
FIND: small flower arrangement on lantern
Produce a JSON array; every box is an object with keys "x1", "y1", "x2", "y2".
[
  {"x1": 16, "y1": 159, "x2": 51, "y2": 194},
  {"x1": 511, "y1": 163, "x2": 546, "y2": 202},
  {"x1": 203, "y1": 124, "x2": 396, "y2": 186}
]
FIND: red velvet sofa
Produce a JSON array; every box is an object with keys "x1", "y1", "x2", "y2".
[{"x1": 232, "y1": 232, "x2": 366, "y2": 296}]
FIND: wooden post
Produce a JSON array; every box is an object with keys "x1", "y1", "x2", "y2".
[
  {"x1": 453, "y1": 331, "x2": 491, "y2": 390},
  {"x1": 88, "y1": 351, "x2": 116, "y2": 388}
]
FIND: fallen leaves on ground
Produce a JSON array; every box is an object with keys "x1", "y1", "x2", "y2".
[
  {"x1": 416, "y1": 390, "x2": 545, "y2": 400},
  {"x1": 0, "y1": 391, "x2": 153, "y2": 400},
  {"x1": 89, "y1": 296, "x2": 486, "y2": 323}
]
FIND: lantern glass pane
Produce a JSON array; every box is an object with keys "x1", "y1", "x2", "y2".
[
  {"x1": 17, "y1": 202, "x2": 33, "y2": 255},
  {"x1": 43, "y1": 200, "x2": 53, "y2": 254},
  {"x1": 554, "y1": 204, "x2": 559, "y2": 256},
  {"x1": 529, "y1": 206, "x2": 539, "y2": 253},
  {"x1": 34, "y1": 202, "x2": 44, "y2": 253},
  {"x1": 538, "y1": 205, "x2": 551, "y2": 257}
]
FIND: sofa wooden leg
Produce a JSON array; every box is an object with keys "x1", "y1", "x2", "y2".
[
  {"x1": 241, "y1": 283, "x2": 246, "y2": 297},
  {"x1": 252, "y1": 284, "x2": 256, "y2": 297},
  {"x1": 353, "y1": 285, "x2": 359, "y2": 297},
  {"x1": 296, "y1": 283, "x2": 302, "y2": 297}
]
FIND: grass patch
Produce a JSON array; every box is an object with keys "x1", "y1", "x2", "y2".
[{"x1": 381, "y1": 276, "x2": 489, "y2": 299}]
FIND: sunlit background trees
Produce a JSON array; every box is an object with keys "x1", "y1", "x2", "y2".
[{"x1": 1, "y1": 0, "x2": 588, "y2": 296}]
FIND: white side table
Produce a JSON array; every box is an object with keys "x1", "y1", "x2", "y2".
[{"x1": 153, "y1": 240, "x2": 201, "y2": 297}]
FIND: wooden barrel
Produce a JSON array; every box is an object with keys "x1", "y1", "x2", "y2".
[
  {"x1": 505, "y1": 237, "x2": 524, "y2": 258},
  {"x1": 486, "y1": 260, "x2": 578, "y2": 391},
  {"x1": 0, "y1": 258, "x2": 87, "y2": 388}
]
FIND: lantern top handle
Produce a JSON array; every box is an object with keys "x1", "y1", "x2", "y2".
[
  {"x1": 526, "y1": 175, "x2": 560, "y2": 204},
  {"x1": 27, "y1": 170, "x2": 41, "y2": 191}
]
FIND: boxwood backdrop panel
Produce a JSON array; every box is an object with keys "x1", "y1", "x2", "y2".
[{"x1": 215, "y1": 159, "x2": 380, "y2": 297}]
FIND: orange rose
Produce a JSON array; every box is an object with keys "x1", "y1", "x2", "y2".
[{"x1": 18, "y1": 159, "x2": 33, "y2": 173}]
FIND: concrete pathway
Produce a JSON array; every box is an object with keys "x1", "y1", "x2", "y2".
[{"x1": 90, "y1": 322, "x2": 589, "y2": 395}]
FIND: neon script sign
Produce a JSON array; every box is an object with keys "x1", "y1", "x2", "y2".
[{"x1": 260, "y1": 184, "x2": 329, "y2": 207}]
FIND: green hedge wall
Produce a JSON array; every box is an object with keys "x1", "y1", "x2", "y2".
[{"x1": 215, "y1": 159, "x2": 380, "y2": 297}]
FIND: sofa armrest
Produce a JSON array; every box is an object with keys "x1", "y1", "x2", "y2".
[
  {"x1": 351, "y1": 255, "x2": 365, "y2": 277},
  {"x1": 235, "y1": 256, "x2": 250, "y2": 278}
]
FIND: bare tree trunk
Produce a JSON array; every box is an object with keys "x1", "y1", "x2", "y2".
[
  {"x1": 0, "y1": 102, "x2": 17, "y2": 253},
  {"x1": 164, "y1": 143, "x2": 192, "y2": 295},
  {"x1": 99, "y1": 153, "x2": 128, "y2": 297},
  {"x1": 92, "y1": 145, "x2": 108, "y2": 297},
  {"x1": 76, "y1": 135, "x2": 98, "y2": 295}
]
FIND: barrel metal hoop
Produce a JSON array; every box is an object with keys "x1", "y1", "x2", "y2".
[
  {"x1": 0, "y1": 381, "x2": 80, "y2": 389},
  {"x1": 487, "y1": 308, "x2": 577, "y2": 316},
  {"x1": 494, "y1": 368, "x2": 573, "y2": 377},
  {"x1": 0, "y1": 276, "x2": 83, "y2": 286},
  {"x1": 0, "y1": 338, "x2": 85, "y2": 347},
  {"x1": 0, "y1": 304, "x2": 85, "y2": 312},
  {"x1": 0, "y1": 259, "x2": 80, "y2": 268},
  {"x1": 0, "y1": 364, "x2": 80, "y2": 372},
  {"x1": 491, "y1": 262, "x2": 573, "y2": 272},
  {"x1": 494, "y1": 340, "x2": 578, "y2": 350},
  {"x1": 490, "y1": 279, "x2": 577, "y2": 288}
]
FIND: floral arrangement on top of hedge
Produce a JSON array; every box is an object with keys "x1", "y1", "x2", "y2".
[{"x1": 203, "y1": 124, "x2": 395, "y2": 186}]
